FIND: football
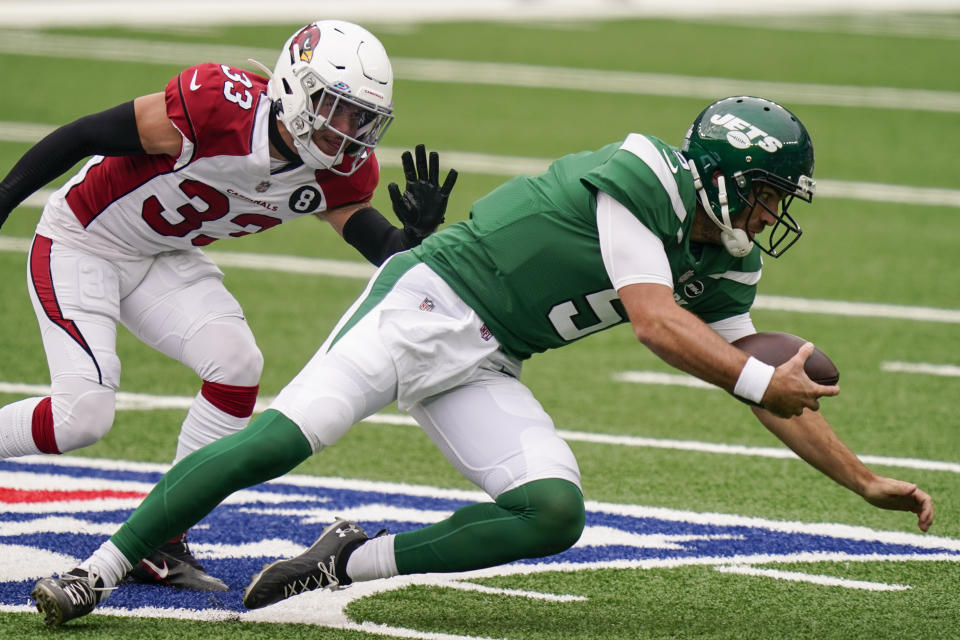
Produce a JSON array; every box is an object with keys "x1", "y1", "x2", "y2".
[{"x1": 732, "y1": 331, "x2": 840, "y2": 385}]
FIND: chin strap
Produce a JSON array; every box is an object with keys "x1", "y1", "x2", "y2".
[{"x1": 689, "y1": 161, "x2": 753, "y2": 258}]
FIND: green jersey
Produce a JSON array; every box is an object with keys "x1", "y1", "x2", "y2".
[{"x1": 413, "y1": 134, "x2": 762, "y2": 360}]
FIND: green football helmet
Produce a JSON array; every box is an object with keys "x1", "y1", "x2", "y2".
[{"x1": 682, "y1": 96, "x2": 816, "y2": 258}]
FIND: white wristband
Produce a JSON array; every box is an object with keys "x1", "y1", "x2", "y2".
[{"x1": 734, "y1": 356, "x2": 775, "y2": 404}]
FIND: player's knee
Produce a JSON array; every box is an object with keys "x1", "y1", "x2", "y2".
[
  {"x1": 532, "y1": 480, "x2": 585, "y2": 553},
  {"x1": 501, "y1": 478, "x2": 585, "y2": 556},
  {"x1": 52, "y1": 387, "x2": 116, "y2": 452},
  {"x1": 189, "y1": 322, "x2": 264, "y2": 386},
  {"x1": 213, "y1": 339, "x2": 263, "y2": 386},
  {"x1": 227, "y1": 341, "x2": 264, "y2": 384}
]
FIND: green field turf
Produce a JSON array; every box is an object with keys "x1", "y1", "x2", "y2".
[{"x1": 1, "y1": 13, "x2": 958, "y2": 640}]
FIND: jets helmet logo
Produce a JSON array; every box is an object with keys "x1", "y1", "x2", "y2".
[{"x1": 709, "y1": 112, "x2": 783, "y2": 153}]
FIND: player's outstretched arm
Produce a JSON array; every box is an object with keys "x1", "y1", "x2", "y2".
[
  {"x1": 329, "y1": 145, "x2": 458, "y2": 266},
  {"x1": 0, "y1": 93, "x2": 172, "y2": 230},
  {"x1": 619, "y1": 283, "x2": 832, "y2": 418},
  {"x1": 751, "y1": 406, "x2": 934, "y2": 532}
]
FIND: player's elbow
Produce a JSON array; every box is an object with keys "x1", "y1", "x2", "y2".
[
  {"x1": 620, "y1": 283, "x2": 679, "y2": 349},
  {"x1": 629, "y1": 312, "x2": 674, "y2": 352}
]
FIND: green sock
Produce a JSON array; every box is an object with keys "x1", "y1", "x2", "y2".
[
  {"x1": 110, "y1": 409, "x2": 312, "y2": 565},
  {"x1": 394, "y1": 478, "x2": 585, "y2": 574}
]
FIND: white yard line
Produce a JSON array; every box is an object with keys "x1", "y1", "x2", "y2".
[
  {"x1": 0, "y1": 1, "x2": 956, "y2": 28},
  {"x1": 749, "y1": 295, "x2": 960, "y2": 323},
  {"x1": 712, "y1": 565, "x2": 911, "y2": 591},
  {"x1": 552, "y1": 428, "x2": 960, "y2": 475},
  {"x1": 617, "y1": 362, "x2": 960, "y2": 387},
  {"x1": 881, "y1": 361, "x2": 960, "y2": 376},
  {"x1": 0, "y1": 235, "x2": 957, "y2": 323},
  {"x1": 394, "y1": 58, "x2": 960, "y2": 114},
  {"x1": 696, "y1": 12, "x2": 960, "y2": 40},
  {"x1": 611, "y1": 371, "x2": 717, "y2": 389},
  {"x1": 1, "y1": 381, "x2": 958, "y2": 475},
  {"x1": 1, "y1": 31, "x2": 959, "y2": 113},
  {"x1": 3, "y1": 122, "x2": 959, "y2": 208}
]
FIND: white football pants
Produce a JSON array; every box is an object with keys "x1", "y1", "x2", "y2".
[
  {"x1": 270, "y1": 258, "x2": 581, "y2": 500},
  {"x1": 0, "y1": 235, "x2": 262, "y2": 457}
]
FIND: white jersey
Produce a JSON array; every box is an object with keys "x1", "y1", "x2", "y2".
[{"x1": 36, "y1": 63, "x2": 379, "y2": 259}]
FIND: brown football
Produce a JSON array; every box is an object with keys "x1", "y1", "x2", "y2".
[{"x1": 732, "y1": 331, "x2": 839, "y2": 385}]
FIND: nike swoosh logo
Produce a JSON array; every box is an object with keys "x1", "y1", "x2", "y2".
[
  {"x1": 189, "y1": 69, "x2": 202, "y2": 91},
  {"x1": 140, "y1": 557, "x2": 170, "y2": 579}
]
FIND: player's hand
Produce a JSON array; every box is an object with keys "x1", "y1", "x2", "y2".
[
  {"x1": 388, "y1": 144, "x2": 458, "y2": 240},
  {"x1": 861, "y1": 476, "x2": 934, "y2": 532},
  {"x1": 763, "y1": 343, "x2": 840, "y2": 418}
]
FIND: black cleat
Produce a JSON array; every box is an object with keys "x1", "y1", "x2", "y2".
[
  {"x1": 243, "y1": 519, "x2": 368, "y2": 609},
  {"x1": 32, "y1": 567, "x2": 109, "y2": 627},
  {"x1": 127, "y1": 532, "x2": 228, "y2": 591}
]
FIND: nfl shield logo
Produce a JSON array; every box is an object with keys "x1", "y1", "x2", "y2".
[
  {"x1": 480, "y1": 324, "x2": 492, "y2": 341},
  {"x1": 419, "y1": 297, "x2": 435, "y2": 312},
  {"x1": 255, "y1": 181, "x2": 271, "y2": 193}
]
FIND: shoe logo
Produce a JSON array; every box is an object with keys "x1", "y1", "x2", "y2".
[
  {"x1": 189, "y1": 69, "x2": 202, "y2": 91},
  {"x1": 140, "y1": 558, "x2": 170, "y2": 580},
  {"x1": 335, "y1": 523, "x2": 362, "y2": 538}
]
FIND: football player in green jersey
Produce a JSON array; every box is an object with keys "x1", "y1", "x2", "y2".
[{"x1": 33, "y1": 96, "x2": 933, "y2": 625}]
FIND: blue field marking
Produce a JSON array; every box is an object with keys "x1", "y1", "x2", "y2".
[{"x1": 2, "y1": 456, "x2": 958, "y2": 620}]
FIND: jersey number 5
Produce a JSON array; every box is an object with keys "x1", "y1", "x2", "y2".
[{"x1": 548, "y1": 289, "x2": 625, "y2": 341}]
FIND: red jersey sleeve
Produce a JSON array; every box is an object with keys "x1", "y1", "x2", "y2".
[
  {"x1": 318, "y1": 152, "x2": 380, "y2": 208},
  {"x1": 164, "y1": 63, "x2": 269, "y2": 162}
]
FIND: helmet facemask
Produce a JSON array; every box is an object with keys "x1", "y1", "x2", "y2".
[
  {"x1": 289, "y1": 81, "x2": 393, "y2": 175},
  {"x1": 730, "y1": 170, "x2": 815, "y2": 258}
]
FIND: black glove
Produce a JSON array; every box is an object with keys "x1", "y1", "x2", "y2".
[{"x1": 388, "y1": 144, "x2": 458, "y2": 240}]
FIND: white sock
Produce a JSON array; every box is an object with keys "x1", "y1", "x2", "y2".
[
  {"x1": 174, "y1": 391, "x2": 250, "y2": 462},
  {"x1": 345, "y1": 533, "x2": 399, "y2": 583},
  {"x1": 0, "y1": 397, "x2": 44, "y2": 458},
  {"x1": 78, "y1": 539, "x2": 134, "y2": 598}
]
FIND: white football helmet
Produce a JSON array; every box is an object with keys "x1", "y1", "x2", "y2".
[{"x1": 268, "y1": 20, "x2": 394, "y2": 175}]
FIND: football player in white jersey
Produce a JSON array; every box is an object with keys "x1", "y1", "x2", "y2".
[{"x1": 0, "y1": 20, "x2": 456, "y2": 591}]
